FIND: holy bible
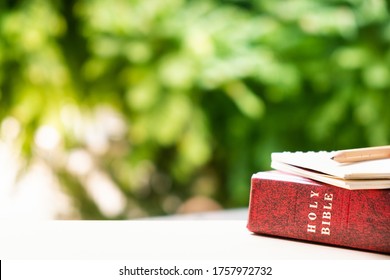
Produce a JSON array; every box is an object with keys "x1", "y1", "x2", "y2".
[{"x1": 247, "y1": 171, "x2": 390, "y2": 254}]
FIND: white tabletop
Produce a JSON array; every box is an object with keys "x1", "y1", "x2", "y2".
[{"x1": 0, "y1": 209, "x2": 388, "y2": 260}]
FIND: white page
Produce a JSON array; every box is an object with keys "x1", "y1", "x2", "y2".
[{"x1": 271, "y1": 151, "x2": 390, "y2": 180}]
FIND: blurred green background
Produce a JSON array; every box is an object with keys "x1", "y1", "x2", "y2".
[{"x1": 0, "y1": 0, "x2": 389, "y2": 219}]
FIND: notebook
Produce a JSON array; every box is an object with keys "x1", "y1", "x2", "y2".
[{"x1": 271, "y1": 151, "x2": 390, "y2": 190}]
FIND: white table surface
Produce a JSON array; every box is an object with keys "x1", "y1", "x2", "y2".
[{"x1": 0, "y1": 208, "x2": 388, "y2": 260}]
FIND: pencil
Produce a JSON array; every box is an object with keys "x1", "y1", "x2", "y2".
[{"x1": 332, "y1": 145, "x2": 390, "y2": 163}]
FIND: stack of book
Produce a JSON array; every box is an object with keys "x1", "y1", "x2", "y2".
[{"x1": 247, "y1": 146, "x2": 390, "y2": 254}]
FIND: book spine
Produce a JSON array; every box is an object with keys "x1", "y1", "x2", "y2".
[{"x1": 247, "y1": 176, "x2": 390, "y2": 254}]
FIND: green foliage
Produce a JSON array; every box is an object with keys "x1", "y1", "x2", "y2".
[{"x1": 1, "y1": 0, "x2": 389, "y2": 218}]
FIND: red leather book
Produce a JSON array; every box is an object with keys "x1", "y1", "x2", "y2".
[{"x1": 247, "y1": 171, "x2": 390, "y2": 254}]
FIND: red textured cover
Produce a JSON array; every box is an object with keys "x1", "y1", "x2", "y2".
[{"x1": 247, "y1": 171, "x2": 390, "y2": 254}]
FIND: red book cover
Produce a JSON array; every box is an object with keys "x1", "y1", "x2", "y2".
[{"x1": 247, "y1": 171, "x2": 390, "y2": 254}]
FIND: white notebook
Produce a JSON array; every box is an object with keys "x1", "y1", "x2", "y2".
[{"x1": 271, "y1": 151, "x2": 390, "y2": 190}]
